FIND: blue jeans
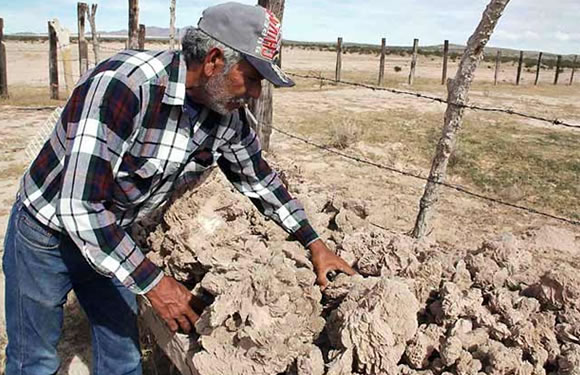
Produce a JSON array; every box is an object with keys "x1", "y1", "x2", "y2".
[{"x1": 3, "y1": 198, "x2": 142, "y2": 375}]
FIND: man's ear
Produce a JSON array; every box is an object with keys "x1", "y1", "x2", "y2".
[{"x1": 202, "y1": 47, "x2": 226, "y2": 78}]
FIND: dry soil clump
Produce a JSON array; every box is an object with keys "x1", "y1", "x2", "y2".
[{"x1": 136, "y1": 171, "x2": 580, "y2": 375}]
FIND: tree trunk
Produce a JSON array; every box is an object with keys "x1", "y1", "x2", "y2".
[
  {"x1": 128, "y1": 0, "x2": 139, "y2": 49},
  {"x1": 88, "y1": 4, "x2": 100, "y2": 64},
  {"x1": 412, "y1": 0, "x2": 511, "y2": 238},
  {"x1": 248, "y1": 0, "x2": 286, "y2": 152}
]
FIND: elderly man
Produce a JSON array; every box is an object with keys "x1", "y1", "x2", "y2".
[{"x1": 2, "y1": 2, "x2": 354, "y2": 374}]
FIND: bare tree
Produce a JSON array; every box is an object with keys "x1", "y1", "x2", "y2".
[
  {"x1": 88, "y1": 4, "x2": 100, "y2": 64},
  {"x1": 412, "y1": 0, "x2": 511, "y2": 238}
]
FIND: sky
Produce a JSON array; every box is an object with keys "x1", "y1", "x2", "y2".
[{"x1": 1, "y1": 0, "x2": 579, "y2": 55}]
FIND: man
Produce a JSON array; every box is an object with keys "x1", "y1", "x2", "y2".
[{"x1": 3, "y1": 2, "x2": 355, "y2": 374}]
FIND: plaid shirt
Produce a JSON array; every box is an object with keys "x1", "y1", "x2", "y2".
[{"x1": 19, "y1": 50, "x2": 318, "y2": 294}]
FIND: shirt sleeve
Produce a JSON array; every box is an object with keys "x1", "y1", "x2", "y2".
[
  {"x1": 57, "y1": 72, "x2": 163, "y2": 294},
  {"x1": 216, "y1": 109, "x2": 319, "y2": 248}
]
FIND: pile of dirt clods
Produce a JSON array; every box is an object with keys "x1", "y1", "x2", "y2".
[{"x1": 134, "y1": 172, "x2": 580, "y2": 375}]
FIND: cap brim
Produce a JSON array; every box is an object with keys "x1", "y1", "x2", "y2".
[{"x1": 244, "y1": 54, "x2": 295, "y2": 88}]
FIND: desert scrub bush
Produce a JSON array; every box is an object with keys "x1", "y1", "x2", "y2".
[
  {"x1": 327, "y1": 117, "x2": 364, "y2": 149},
  {"x1": 394, "y1": 66, "x2": 402, "y2": 72}
]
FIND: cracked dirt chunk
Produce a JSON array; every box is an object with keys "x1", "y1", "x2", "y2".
[
  {"x1": 440, "y1": 336, "x2": 463, "y2": 367},
  {"x1": 338, "y1": 231, "x2": 423, "y2": 277},
  {"x1": 558, "y1": 344, "x2": 580, "y2": 375},
  {"x1": 465, "y1": 253, "x2": 509, "y2": 290},
  {"x1": 528, "y1": 264, "x2": 580, "y2": 311},
  {"x1": 192, "y1": 252, "x2": 325, "y2": 375},
  {"x1": 327, "y1": 277, "x2": 420, "y2": 375},
  {"x1": 404, "y1": 324, "x2": 445, "y2": 369}
]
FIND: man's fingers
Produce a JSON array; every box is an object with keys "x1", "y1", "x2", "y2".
[
  {"x1": 338, "y1": 261, "x2": 357, "y2": 276},
  {"x1": 176, "y1": 316, "x2": 192, "y2": 334},
  {"x1": 183, "y1": 307, "x2": 200, "y2": 327},
  {"x1": 316, "y1": 272, "x2": 329, "y2": 291},
  {"x1": 166, "y1": 318, "x2": 179, "y2": 332}
]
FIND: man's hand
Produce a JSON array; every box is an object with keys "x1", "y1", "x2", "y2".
[
  {"x1": 309, "y1": 239, "x2": 356, "y2": 290},
  {"x1": 145, "y1": 275, "x2": 204, "y2": 334}
]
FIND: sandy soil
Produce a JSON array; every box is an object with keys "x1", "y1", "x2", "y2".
[{"x1": 0, "y1": 40, "x2": 579, "y2": 374}]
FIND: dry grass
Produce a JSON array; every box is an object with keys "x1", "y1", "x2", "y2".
[
  {"x1": 327, "y1": 116, "x2": 365, "y2": 149},
  {"x1": 0, "y1": 86, "x2": 66, "y2": 107},
  {"x1": 287, "y1": 107, "x2": 580, "y2": 221}
]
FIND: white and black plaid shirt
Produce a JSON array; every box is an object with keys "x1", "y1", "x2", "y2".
[{"x1": 20, "y1": 50, "x2": 318, "y2": 294}]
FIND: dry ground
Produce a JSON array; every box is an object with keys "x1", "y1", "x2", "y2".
[{"x1": 0, "y1": 40, "x2": 579, "y2": 374}]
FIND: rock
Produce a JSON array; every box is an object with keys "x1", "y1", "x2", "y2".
[
  {"x1": 327, "y1": 277, "x2": 420, "y2": 375},
  {"x1": 404, "y1": 324, "x2": 444, "y2": 369}
]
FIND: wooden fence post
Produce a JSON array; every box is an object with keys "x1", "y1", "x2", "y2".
[
  {"x1": 128, "y1": 0, "x2": 139, "y2": 49},
  {"x1": 570, "y1": 55, "x2": 577, "y2": 86},
  {"x1": 408, "y1": 38, "x2": 418, "y2": 85},
  {"x1": 77, "y1": 2, "x2": 89, "y2": 75},
  {"x1": 335, "y1": 37, "x2": 343, "y2": 82},
  {"x1": 0, "y1": 18, "x2": 8, "y2": 98},
  {"x1": 534, "y1": 52, "x2": 542, "y2": 85},
  {"x1": 88, "y1": 4, "x2": 100, "y2": 64},
  {"x1": 554, "y1": 55, "x2": 561, "y2": 85},
  {"x1": 412, "y1": 0, "x2": 511, "y2": 239},
  {"x1": 494, "y1": 50, "x2": 501, "y2": 85},
  {"x1": 516, "y1": 50, "x2": 523, "y2": 85},
  {"x1": 48, "y1": 21, "x2": 59, "y2": 100},
  {"x1": 169, "y1": 0, "x2": 176, "y2": 50},
  {"x1": 378, "y1": 37, "x2": 386, "y2": 85},
  {"x1": 442, "y1": 40, "x2": 449, "y2": 85},
  {"x1": 248, "y1": 0, "x2": 286, "y2": 152},
  {"x1": 138, "y1": 24, "x2": 146, "y2": 50}
]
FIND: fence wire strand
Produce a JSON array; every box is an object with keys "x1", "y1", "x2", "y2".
[
  {"x1": 271, "y1": 125, "x2": 580, "y2": 227},
  {"x1": 288, "y1": 72, "x2": 580, "y2": 129}
]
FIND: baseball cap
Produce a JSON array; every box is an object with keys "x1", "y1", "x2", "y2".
[{"x1": 197, "y1": 2, "x2": 295, "y2": 88}]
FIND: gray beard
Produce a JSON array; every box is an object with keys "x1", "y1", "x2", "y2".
[{"x1": 204, "y1": 72, "x2": 248, "y2": 115}]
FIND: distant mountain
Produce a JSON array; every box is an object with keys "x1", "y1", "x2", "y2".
[{"x1": 99, "y1": 26, "x2": 181, "y2": 37}]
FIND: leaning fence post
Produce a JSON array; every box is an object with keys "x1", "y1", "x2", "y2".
[
  {"x1": 535, "y1": 52, "x2": 542, "y2": 85},
  {"x1": 554, "y1": 55, "x2": 561, "y2": 85},
  {"x1": 569, "y1": 55, "x2": 577, "y2": 86},
  {"x1": 494, "y1": 50, "x2": 501, "y2": 85},
  {"x1": 516, "y1": 50, "x2": 523, "y2": 85},
  {"x1": 48, "y1": 21, "x2": 59, "y2": 100},
  {"x1": 138, "y1": 24, "x2": 146, "y2": 50},
  {"x1": 248, "y1": 0, "x2": 286, "y2": 153},
  {"x1": 442, "y1": 40, "x2": 449, "y2": 85},
  {"x1": 335, "y1": 37, "x2": 343, "y2": 82},
  {"x1": 88, "y1": 4, "x2": 100, "y2": 64},
  {"x1": 412, "y1": 0, "x2": 511, "y2": 239},
  {"x1": 77, "y1": 2, "x2": 89, "y2": 75},
  {"x1": 378, "y1": 37, "x2": 386, "y2": 85},
  {"x1": 169, "y1": 0, "x2": 176, "y2": 50},
  {"x1": 0, "y1": 18, "x2": 8, "y2": 98},
  {"x1": 408, "y1": 38, "x2": 418, "y2": 85},
  {"x1": 128, "y1": 0, "x2": 139, "y2": 49}
]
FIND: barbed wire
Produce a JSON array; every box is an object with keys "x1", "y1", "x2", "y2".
[
  {"x1": 288, "y1": 72, "x2": 580, "y2": 130},
  {"x1": 271, "y1": 125, "x2": 580, "y2": 227}
]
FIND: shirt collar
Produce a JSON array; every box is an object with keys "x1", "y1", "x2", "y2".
[{"x1": 162, "y1": 51, "x2": 188, "y2": 106}]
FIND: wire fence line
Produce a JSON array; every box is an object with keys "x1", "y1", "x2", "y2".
[
  {"x1": 270, "y1": 125, "x2": 580, "y2": 227},
  {"x1": 288, "y1": 72, "x2": 580, "y2": 130}
]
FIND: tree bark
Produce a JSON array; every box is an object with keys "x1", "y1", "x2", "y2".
[
  {"x1": 516, "y1": 50, "x2": 523, "y2": 85},
  {"x1": 248, "y1": 0, "x2": 286, "y2": 152},
  {"x1": 88, "y1": 4, "x2": 100, "y2": 64},
  {"x1": 378, "y1": 37, "x2": 386, "y2": 86},
  {"x1": 138, "y1": 24, "x2": 146, "y2": 50},
  {"x1": 128, "y1": 0, "x2": 139, "y2": 49},
  {"x1": 169, "y1": 0, "x2": 176, "y2": 50},
  {"x1": 534, "y1": 52, "x2": 542, "y2": 85},
  {"x1": 408, "y1": 38, "x2": 418, "y2": 85},
  {"x1": 335, "y1": 37, "x2": 343, "y2": 82},
  {"x1": 0, "y1": 18, "x2": 8, "y2": 98},
  {"x1": 77, "y1": 2, "x2": 89, "y2": 75},
  {"x1": 412, "y1": 0, "x2": 511, "y2": 238},
  {"x1": 48, "y1": 21, "x2": 59, "y2": 100},
  {"x1": 441, "y1": 40, "x2": 449, "y2": 85}
]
